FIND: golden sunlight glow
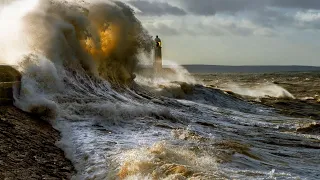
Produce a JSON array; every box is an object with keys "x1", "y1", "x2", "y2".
[
  {"x1": 0, "y1": 0, "x2": 40, "y2": 65},
  {"x1": 156, "y1": 42, "x2": 161, "y2": 48},
  {"x1": 82, "y1": 23, "x2": 120, "y2": 61}
]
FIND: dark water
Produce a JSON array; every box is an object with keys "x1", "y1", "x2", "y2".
[
  {"x1": 195, "y1": 72, "x2": 320, "y2": 99},
  {"x1": 195, "y1": 72, "x2": 320, "y2": 120}
]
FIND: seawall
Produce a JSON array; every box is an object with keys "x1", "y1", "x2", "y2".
[{"x1": 0, "y1": 65, "x2": 21, "y2": 105}]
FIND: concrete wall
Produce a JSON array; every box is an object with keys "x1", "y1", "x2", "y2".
[{"x1": 0, "y1": 65, "x2": 21, "y2": 105}]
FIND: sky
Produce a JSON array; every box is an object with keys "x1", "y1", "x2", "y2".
[{"x1": 122, "y1": 0, "x2": 320, "y2": 66}]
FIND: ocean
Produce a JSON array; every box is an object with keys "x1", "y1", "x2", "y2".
[
  {"x1": 53, "y1": 71, "x2": 320, "y2": 179},
  {"x1": 1, "y1": 0, "x2": 319, "y2": 179}
]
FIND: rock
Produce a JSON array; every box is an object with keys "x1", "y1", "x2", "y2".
[
  {"x1": 297, "y1": 122, "x2": 320, "y2": 134},
  {"x1": 0, "y1": 106, "x2": 75, "y2": 179}
]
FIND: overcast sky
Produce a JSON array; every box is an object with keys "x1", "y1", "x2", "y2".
[{"x1": 124, "y1": 0, "x2": 320, "y2": 66}]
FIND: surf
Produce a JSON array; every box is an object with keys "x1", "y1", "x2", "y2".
[{"x1": 1, "y1": 1, "x2": 319, "y2": 180}]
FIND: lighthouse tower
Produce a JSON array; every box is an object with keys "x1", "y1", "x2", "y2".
[{"x1": 154, "y1": 35, "x2": 162, "y2": 73}]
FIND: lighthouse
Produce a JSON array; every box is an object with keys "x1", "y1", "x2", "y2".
[{"x1": 154, "y1": 35, "x2": 162, "y2": 73}]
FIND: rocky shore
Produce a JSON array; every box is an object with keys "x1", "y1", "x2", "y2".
[{"x1": 0, "y1": 106, "x2": 75, "y2": 179}]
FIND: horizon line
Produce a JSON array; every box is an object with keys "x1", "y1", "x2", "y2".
[{"x1": 179, "y1": 64, "x2": 320, "y2": 67}]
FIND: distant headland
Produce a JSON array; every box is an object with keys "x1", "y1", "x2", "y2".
[{"x1": 182, "y1": 65, "x2": 320, "y2": 73}]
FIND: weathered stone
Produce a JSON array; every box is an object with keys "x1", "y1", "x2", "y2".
[
  {"x1": 0, "y1": 65, "x2": 21, "y2": 105},
  {"x1": 0, "y1": 106, "x2": 75, "y2": 179}
]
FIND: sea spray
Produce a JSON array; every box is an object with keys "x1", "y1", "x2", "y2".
[
  {"x1": 224, "y1": 83, "x2": 295, "y2": 99},
  {"x1": 135, "y1": 60, "x2": 200, "y2": 98},
  {"x1": 14, "y1": 54, "x2": 62, "y2": 119},
  {"x1": 0, "y1": 0, "x2": 153, "y2": 116}
]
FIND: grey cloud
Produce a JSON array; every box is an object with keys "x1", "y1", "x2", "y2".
[
  {"x1": 294, "y1": 13, "x2": 320, "y2": 30},
  {"x1": 252, "y1": 8, "x2": 320, "y2": 31},
  {"x1": 146, "y1": 22, "x2": 180, "y2": 36},
  {"x1": 179, "y1": 0, "x2": 320, "y2": 31},
  {"x1": 136, "y1": 0, "x2": 320, "y2": 37},
  {"x1": 128, "y1": 0, "x2": 320, "y2": 17},
  {"x1": 179, "y1": 0, "x2": 320, "y2": 16},
  {"x1": 145, "y1": 18, "x2": 276, "y2": 37},
  {"x1": 180, "y1": 0, "x2": 265, "y2": 15},
  {"x1": 270, "y1": 0, "x2": 320, "y2": 10},
  {"x1": 128, "y1": 1, "x2": 186, "y2": 16},
  {"x1": 251, "y1": 9, "x2": 294, "y2": 28},
  {"x1": 179, "y1": 0, "x2": 216, "y2": 15},
  {"x1": 146, "y1": 21, "x2": 225, "y2": 36}
]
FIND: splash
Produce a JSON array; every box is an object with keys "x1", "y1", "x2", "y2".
[
  {"x1": 112, "y1": 130, "x2": 262, "y2": 180},
  {"x1": 115, "y1": 142, "x2": 220, "y2": 180},
  {"x1": 1, "y1": 0, "x2": 153, "y2": 81},
  {"x1": 0, "y1": 0, "x2": 154, "y2": 115},
  {"x1": 135, "y1": 60, "x2": 199, "y2": 98},
  {"x1": 82, "y1": 1, "x2": 153, "y2": 84},
  {"x1": 136, "y1": 60, "x2": 198, "y2": 87},
  {"x1": 224, "y1": 83, "x2": 295, "y2": 99},
  {"x1": 14, "y1": 54, "x2": 62, "y2": 119}
]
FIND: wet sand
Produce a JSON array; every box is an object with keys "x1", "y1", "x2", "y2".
[{"x1": 0, "y1": 106, "x2": 75, "y2": 180}]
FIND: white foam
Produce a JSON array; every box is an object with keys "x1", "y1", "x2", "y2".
[
  {"x1": 136, "y1": 60, "x2": 199, "y2": 89},
  {"x1": 225, "y1": 83, "x2": 295, "y2": 99}
]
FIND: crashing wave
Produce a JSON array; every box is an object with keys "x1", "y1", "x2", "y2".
[
  {"x1": 222, "y1": 83, "x2": 295, "y2": 99},
  {"x1": 0, "y1": 0, "x2": 153, "y2": 116}
]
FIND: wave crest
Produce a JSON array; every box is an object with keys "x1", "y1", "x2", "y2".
[{"x1": 1, "y1": 0, "x2": 153, "y2": 117}]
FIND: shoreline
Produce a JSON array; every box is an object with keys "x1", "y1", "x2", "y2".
[{"x1": 0, "y1": 105, "x2": 75, "y2": 179}]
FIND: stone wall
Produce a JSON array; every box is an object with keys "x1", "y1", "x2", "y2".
[{"x1": 0, "y1": 65, "x2": 21, "y2": 105}]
